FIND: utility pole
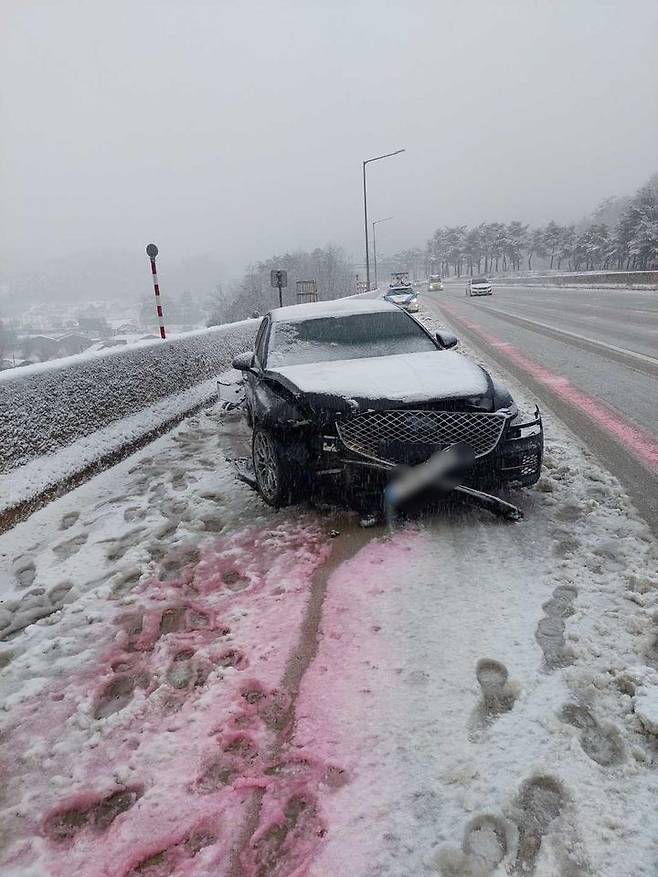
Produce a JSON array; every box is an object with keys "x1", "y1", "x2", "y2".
[
  {"x1": 362, "y1": 149, "x2": 405, "y2": 289},
  {"x1": 372, "y1": 216, "x2": 394, "y2": 290}
]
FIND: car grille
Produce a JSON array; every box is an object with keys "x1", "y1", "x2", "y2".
[{"x1": 335, "y1": 409, "x2": 507, "y2": 464}]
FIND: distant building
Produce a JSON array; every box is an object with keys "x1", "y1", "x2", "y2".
[
  {"x1": 22, "y1": 335, "x2": 60, "y2": 362},
  {"x1": 57, "y1": 333, "x2": 95, "y2": 356},
  {"x1": 77, "y1": 316, "x2": 111, "y2": 335}
]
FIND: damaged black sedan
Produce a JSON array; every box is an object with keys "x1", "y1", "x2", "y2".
[{"x1": 231, "y1": 299, "x2": 543, "y2": 509}]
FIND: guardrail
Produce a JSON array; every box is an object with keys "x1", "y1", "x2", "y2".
[{"x1": 0, "y1": 320, "x2": 258, "y2": 529}]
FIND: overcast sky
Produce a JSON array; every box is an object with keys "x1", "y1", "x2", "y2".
[{"x1": 2, "y1": 0, "x2": 657, "y2": 282}]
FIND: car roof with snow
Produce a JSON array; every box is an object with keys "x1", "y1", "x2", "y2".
[{"x1": 269, "y1": 298, "x2": 399, "y2": 323}]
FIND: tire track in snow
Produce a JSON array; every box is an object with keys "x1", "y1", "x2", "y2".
[{"x1": 233, "y1": 521, "x2": 376, "y2": 877}]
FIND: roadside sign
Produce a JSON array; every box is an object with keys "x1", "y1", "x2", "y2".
[
  {"x1": 270, "y1": 269, "x2": 287, "y2": 307},
  {"x1": 145, "y1": 243, "x2": 166, "y2": 339},
  {"x1": 296, "y1": 280, "x2": 318, "y2": 303},
  {"x1": 270, "y1": 270, "x2": 287, "y2": 289}
]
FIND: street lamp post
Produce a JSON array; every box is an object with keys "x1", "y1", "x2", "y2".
[
  {"x1": 363, "y1": 149, "x2": 405, "y2": 290},
  {"x1": 372, "y1": 216, "x2": 394, "y2": 290}
]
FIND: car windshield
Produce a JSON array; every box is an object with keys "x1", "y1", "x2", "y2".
[
  {"x1": 267, "y1": 311, "x2": 436, "y2": 367},
  {"x1": 472, "y1": 277, "x2": 490, "y2": 284}
]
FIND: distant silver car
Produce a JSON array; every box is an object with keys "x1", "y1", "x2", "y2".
[
  {"x1": 384, "y1": 286, "x2": 419, "y2": 312},
  {"x1": 466, "y1": 276, "x2": 493, "y2": 296}
]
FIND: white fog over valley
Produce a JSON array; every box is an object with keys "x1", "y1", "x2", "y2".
[{"x1": 1, "y1": 0, "x2": 657, "y2": 314}]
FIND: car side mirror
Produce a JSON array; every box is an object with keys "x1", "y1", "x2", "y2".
[
  {"x1": 435, "y1": 331, "x2": 458, "y2": 349},
  {"x1": 232, "y1": 351, "x2": 256, "y2": 371}
]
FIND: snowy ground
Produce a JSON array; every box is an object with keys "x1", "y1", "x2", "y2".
[{"x1": 1, "y1": 311, "x2": 657, "y2": 876}]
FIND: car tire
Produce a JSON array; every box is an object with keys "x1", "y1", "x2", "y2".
[{"x1": 252, "y1": 427, "x2": 302, "y2": 507}]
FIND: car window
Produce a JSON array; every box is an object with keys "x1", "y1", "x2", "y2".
[{"x1": 266, "y1": 311, "x2": 436, "y2": 367}]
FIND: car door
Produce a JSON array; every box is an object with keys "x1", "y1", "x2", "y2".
[{"x1": 244, "y1": 317, "x2": 269, "y2": 418}]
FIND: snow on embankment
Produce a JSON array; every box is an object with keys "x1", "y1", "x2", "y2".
[{"x1": 0, "y1": 321, "x2": 257, "y2": 517}]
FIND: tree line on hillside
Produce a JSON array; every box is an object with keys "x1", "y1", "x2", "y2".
[
  {"x1": 424, "y1": 173, "x2": 658, "y2": 277},
  {"x1": 207, "y1": 246, "x2": 354, "y2": 325},
  {"x1": 211, "y1": 173, "x2": 658, "y2": 321}
]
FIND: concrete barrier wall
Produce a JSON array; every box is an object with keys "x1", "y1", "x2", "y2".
[
  {"x1": 0, "y1": 320, "x2": 258, "y2": 475},
  {"x1": 492, "y1": 271, "x2": 658, "y2": 288}
]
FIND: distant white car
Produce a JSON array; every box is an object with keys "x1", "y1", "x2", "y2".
[
  {"x1": 466, "y1": 276, "x2": 493, "y2": 296},
  {"x1": 428, "y1": 275, "x2": 444, "y2": 291}
]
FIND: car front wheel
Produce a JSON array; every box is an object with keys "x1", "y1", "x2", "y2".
[{"x1": 252, "y1": 427, "x2": 301, "y2": 507}]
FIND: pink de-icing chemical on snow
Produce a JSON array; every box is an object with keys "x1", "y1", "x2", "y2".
[
  {"x1": 240, "y1": 530, "x2": 422, "y2": 877},
  {"x1": 0, "y1": 521, "x2": 331, "y2": 877}
]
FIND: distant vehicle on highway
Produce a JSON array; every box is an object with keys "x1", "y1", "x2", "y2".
[
  {"x1": 383, "y1": 287, "x2": 419, "y2": 313},
  {"x1": 428, "y1": 275, "x2": 444, "y2": 291},
  {"x1": 231, "y1": 299, "x2": 543, "y2": 508},
  {"x1": 466, "y1": 276, "x2": 493, "y2": 296},
  {"x1": 384, "y1": 271, "x2": 419, "y2": 312}
]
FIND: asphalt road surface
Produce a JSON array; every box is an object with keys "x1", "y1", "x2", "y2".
[{"x1": 423, "y1": 281, "x2": 658, "y2": 528}]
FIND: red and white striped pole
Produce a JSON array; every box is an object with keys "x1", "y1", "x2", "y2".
[{"x1": 146, "y1": 243, "x2": 166, "y2": 339}]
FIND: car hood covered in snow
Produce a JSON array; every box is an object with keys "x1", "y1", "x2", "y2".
[{"x1": 269, "y1": 350, "x2": 490, "y2": 408}]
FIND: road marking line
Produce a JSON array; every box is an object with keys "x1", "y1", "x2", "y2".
[
  {"x1": 439, "y1": 302, "x2": 658, "y2": 473},
  {"x1": 465, "y1": 303, "x2": 658, "y2": 369}
]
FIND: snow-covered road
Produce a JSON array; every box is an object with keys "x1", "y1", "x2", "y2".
[{"x1": 1, "y1": 313, "x2": 657, "y2": 877}]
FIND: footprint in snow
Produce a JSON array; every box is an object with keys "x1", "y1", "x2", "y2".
[
  {"x1": 433, "y1": 814, "x2": 511, "y2": 876},
  {"x1": 52, "y1": 532, "x2": 88, "y2": 561},
  {"x1": 476, "y1": 659, "x2": 517, "y2": 718},
  {"x1": 535, "y1": 585, "x2": 577, "y2": 671},
  {"x1": 123, "y1": 506, "x2": 147, "y2": 523},
  {"x1": 12, "y1": 555, "x2": 36, "y2": 589},
  {"x1": 512, "y1": 775, "x2": 590, "y2": 875},
  {"x1": 44, "y1": 787, "x2": 142, "y2": 841},
  {"x1": 560, "y1": 703, "x2": 624, "y2": 766},
  {"x1": 470, "y1": 659, "x2": 518, "y2": 738},
  {"x1": 60, "y1": 511, "x2": 80, "y2": 531},
  {"x1": 93, "y1": 675, "x2": 141, "y2": 720},
  {"x1": 433, "y1": 775, "x2": 588, "y2": 876},
  {"x1": 104, "y1": 527, "x2": 146, "y2": 562},
  {"x1": 122, "y1": 825, "x2": 218, "y2": 875}
]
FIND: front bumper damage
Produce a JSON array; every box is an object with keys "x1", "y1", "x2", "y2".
[
  {"x1": 318, "y1": 407, "x2": 542, "y2": 485},
  {"x1": 313, "y1": 407, "x2": 543, "y2": 518}
]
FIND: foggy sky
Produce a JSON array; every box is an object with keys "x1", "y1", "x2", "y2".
[{"x1": 2, "y1": 0, "x2": 657, "y2": 283}]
